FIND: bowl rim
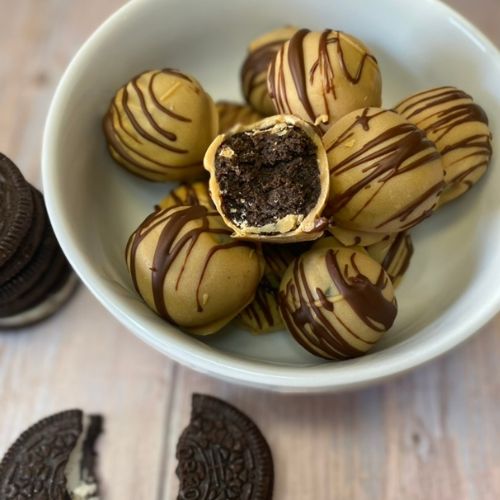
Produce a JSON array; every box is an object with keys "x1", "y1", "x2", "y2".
[{"x1": 42, "y1": 0, "x2": 500, "y2": 392}]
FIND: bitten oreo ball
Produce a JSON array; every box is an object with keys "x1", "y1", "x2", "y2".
[
  {"x1": 241, "y1": 26, "x2": 298, "y2": 116},
  {"x1": 279, "y1": 245, "x2": 397, "y2": 360},
  {"x1": 267, "y1": 29, "x2": 382, "y2": 132},
  {"x1": 104, "y1": 69, "x2": 218, "y2": 182},
  {"x1": 394, "y1": 86, "x2": 492, "y2": 206},
  {"x1": 126, "y1": 204, "x2": 264, "y2": 335},
  {"x1": 323, "y1": 108, "x2": 444, "y2": 235},
  {"x1": 204, "y1": 114, "x2": 330, "y2": 242}
]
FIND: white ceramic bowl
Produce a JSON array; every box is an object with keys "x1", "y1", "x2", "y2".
[{"x1": 43, "y1": 0, "x2": 500, "y2": 392}]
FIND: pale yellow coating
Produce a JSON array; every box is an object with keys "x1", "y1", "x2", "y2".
[
  {"x1": 204, "y1": 114, "x2": 330, "y2": 243},
  {"x1": 157, "y1": 181, "x2": 214, "y2": 210},
  {"x1": 365, "y1": 232, "x2": 413, "y2": 286},
  {"x1": 327, "y1": 224, "x2": 389, "y2": 246},
  {"x1": 394, "y1": 86, "x2": 492, "y2": 205},
  {"x1": 216, "y1": 101, "x2": 263, "y2": 133},
  {"x1": 239, "y1": 245, "x2": 296, "y2": 333},
  {"x1": 267, "y1": 30, "x2": 382, "y2": 132},
  {"x1": 126, "y1": 205, "x2": 264, "y2": 335},
  {"x1": 279, "y1": 246, "x2": 397, "y2": 360},
  {"x1": 323, "y1": 108, "x2": 444, "y2": 234},
  {"x1": 104, "y1": 69, "x2": 218, "y2": 181},
  {"x1": 241, "y1": 26, "x2": 298, "y2": 116}
]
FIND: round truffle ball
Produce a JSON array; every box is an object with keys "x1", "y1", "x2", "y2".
[
  {"x1": 279, "y1": 246, "x2": 397, "y2": 360},
  {"x1": 204, "y1": 114, "x2": 330, "y2": 243},
  {"x1": 267, "y1": 29, "x2": 382, "y2": 132},
  {"x1": 394, "y1": 86, "x2": 492, "y2": 205},
  {"x1": 217, "y1": 101, "x2": 263, "y2": 134},
  {"x1": 104, "y1": 69, "x2": 218, "y2": 182},
  {"x1": 240, "y1": 245, "x2": 296, "y2": 333},
  {"x1": 241, "y1": 26, "x2": 298, "y2": 116},
  {"x1": 365, "y1": 232, "x2": 413, "y2": 286},
  {"x1": 157, "y1": 181, "x2": 215, "y2": 211},
  {"x1": 126, "y1": 204, "x2": 264, "y2": 335},
  {"x1": 323, "y1": 107, "x2": 444, "y2": 234}
]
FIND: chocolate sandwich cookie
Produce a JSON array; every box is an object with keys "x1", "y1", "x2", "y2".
[
  {"x1": 0, "y1": 153, "x2": 34, "y2": 267},
  {"x1": 0, "y1": 186, "x2": 46, "y2": 286},
  {"x1": 0, "y1": 409, "x2": 103, "y2": 499},
  {"x1": 0, "y1": 221, "x2": 59, "y2": 307},
  {"x1": 0, "y1": 248, "x2": 71, "y2": 317},
  {"x1": 176, "y1": 394, "x2": 274, "y2": 500}
]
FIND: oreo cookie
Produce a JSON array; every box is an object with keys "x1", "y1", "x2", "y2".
[
  {"x1": 0, "y1": 153, "x2": 78, "y2": 328},
  {"x1": 176, "y1": 394, "x2": 274, "y2": 500},
  {"x1": 0, "y1": 221, "x2": 59, "y2": 307},
  {"x1": 0, "y1": 409, "x2": 103, "y2": 499},
  {"x1": 0, "y1": 153, "x2": 34, "y2": 267},
  {"x1": 0, "y1": 186, "x2": 46, "y2": 286}
]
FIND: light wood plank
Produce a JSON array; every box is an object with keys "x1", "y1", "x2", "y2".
[{"x1": 0, "y1": 1, "x2": 174, "y2": 498}]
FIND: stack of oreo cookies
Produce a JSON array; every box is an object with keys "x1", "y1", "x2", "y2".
[{"x1": 0, "y1": 153, "x2": 78, "y2": 328}]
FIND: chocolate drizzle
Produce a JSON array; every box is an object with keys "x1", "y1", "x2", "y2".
[
  {"x1": 279, "y1": 248, "x2": 396, "y2": 360},
  {"x1": 103, "y1": 69, "x2": 202, "y2": 177},
  {"x1": 379, "y1": 232, "x2": 413, "y2": 281},
  {"x1": 126, "y1": 205, "x2": 252, "y2": 323},
  {"x1": 326, "y1": 108, "x2": 443, "y2": 230},
  {"x1": 269, "y1": 29, "x2": 379, "y2": 126},
  {"x1": 395, "y1": 86, "x2": 492, "y2": 198},
  {"x1": 242, "y1": 38, "x2": 289, "y2": 110}
]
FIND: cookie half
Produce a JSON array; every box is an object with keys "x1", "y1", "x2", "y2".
[
  {"x1": 176, "y1": 394, "x2": 274, "y2": 500},
  {"x1": 0, "y1": 153, "x2": 34, "y2": 267},
  {"x1": 0, "y1": 409, "x2": 103, "y2": 499}
]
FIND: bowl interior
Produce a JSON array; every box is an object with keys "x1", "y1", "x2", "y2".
[{"x1": 43, "y1": 0, "x2": 500, "y2": 390}]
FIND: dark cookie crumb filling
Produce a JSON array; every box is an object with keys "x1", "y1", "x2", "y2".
[{"x1": 215, "y1": 125, "x2": 320, "y2": 228}]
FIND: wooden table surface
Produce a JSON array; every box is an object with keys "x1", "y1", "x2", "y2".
[{"x1": 1, "y1": 1, "x2": 499, "y2": 499}]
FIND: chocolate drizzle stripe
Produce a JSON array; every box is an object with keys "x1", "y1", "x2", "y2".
[
  {"x1": 242, "y1": 39, "x2": 287, "y2": 100},
  {"x1": 279, "y1": 256, "x2": 365, "y2": 359},
  {"x1": 377, "y1": 180, "x2": 444, "y2": 229},
  {"x1": 397, "y1": 87, "x2": 472, "y2": 118},
  {"x1": 328, "y1": 110, "x2": 442, "y2": 222},
  {"x1": 326, "y1": 250, "x2": 397, "y2": 331},
  {"x1": 336, "y1": 31, "x2": 377, "y2": 84},
  {"x1": 128, "y1": 206, "x2": 254, "y2": 323},
  {"x1": 104, "y1": 115, "x2": 184, "y2": 173},
  {"x1": 287, "y1": 29, "x2": 316, "y2": 121},
  {"x1": 150, "y1": 71, "x2": 192, "y2": 122},
  {"x1": 123, "y1": 82, "x2": 188, "y2": 154},
  {"x1": 112, "y1": 102, "x2": 140, "y2": 144}
]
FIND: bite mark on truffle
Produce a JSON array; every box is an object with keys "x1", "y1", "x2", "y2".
[{"x1": 214, "y1": 124, "x2": 321, "y2": 230}]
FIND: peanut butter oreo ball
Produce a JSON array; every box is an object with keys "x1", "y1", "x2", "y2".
[
  {"x1": 104, "y1": 69, "x2": 218, "y2": 182},
  {"x1": 204, "y1": 115, "x2": 330, "y2": 243},
  {"x1": 279, "y1": 245, "x2": 397, "y2": 360},
  {"x1": 126, "y1": 204, "x2": 264, "y2": 335},
  {"x1": 241, "y1": 26, "x2": 298, "y2": 116},
  {"x1": 365, "y1": 232, "x2": 413, "y2": 286},
  {"x1": 267, "y1": 29, "x2": 382, "y2": 132},
  {"x1": 394, "y1": 86, "x2": 492, "y2": 206},
  {"x1": 323, "y1": 108, "x2": 444, "y2": 235},
  {"x1": 216, "y1": 101, "x2": 263, "y2": 133},
  {"x1": 240, "y1": 245, "x2": 296, "y2": 333},
  {"x1": 157, "y1": 181, "x2": 215, "y2": 211}
]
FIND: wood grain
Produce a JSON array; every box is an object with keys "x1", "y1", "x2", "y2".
[{"x1": 0, "y1": 1, "x2": 499, "y2": 499}]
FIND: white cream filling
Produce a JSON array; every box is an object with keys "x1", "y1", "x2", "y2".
[
  {"x1": 64, "y1": 415, "x2": 99, "y2": 500},
  {"x1": 0, "y1": 272, "x2": 78, "y2": 328}
]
